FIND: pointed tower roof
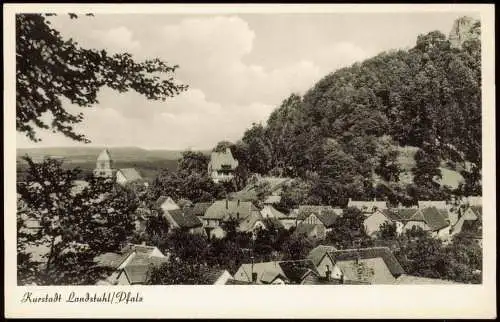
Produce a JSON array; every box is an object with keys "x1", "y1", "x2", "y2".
[{"x1": 97, "y1": 148, "x2": 112, "y2": 161}]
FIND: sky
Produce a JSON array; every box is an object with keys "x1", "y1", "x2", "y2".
[{"x1": 16, "y1": 11, "x2": 479, "y2": 150}]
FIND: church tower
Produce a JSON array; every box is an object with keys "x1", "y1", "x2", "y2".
[{"x1": 93, "y1": 148, "x2": 115, "y2": 178}]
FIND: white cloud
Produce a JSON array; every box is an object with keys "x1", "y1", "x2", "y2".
[
  {"x1": 91, "y1": 26, "x2": 140, "y2": 53},
  {"x1": 18, "y1": 14, "x2": 375, "y2": 149}
]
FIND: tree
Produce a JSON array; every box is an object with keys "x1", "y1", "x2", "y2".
[
  {"x1": 325, "y1": 207, "x2": 373, "y2": 249},
  {"x1": 178, "y1": 151, "x2": 209, "y2": 175},
  {"x1": 17, "y1": 156, "x2": 137, "y2": 285},
  {"x1": 280, "y1": 234, "x2": 314, "y2": 260},
  {"x1": 17, "y1": 13, "x2": 187, "y2": 142},
  {"x1": 241, "y1": 123, "x2": 273, "y2": 174},
  {"x1": 378, "y1": 221, "x2": 397, "y2": 240},
  {"x1": 148, "y1": 259, "x2": 213, "y2": 285}
]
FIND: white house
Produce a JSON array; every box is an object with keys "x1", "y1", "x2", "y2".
[
  {"x1": 156, "y1": 196, "x2": 180, "y2": 213},
  {"x1": 116, "y1": 168, "x2": 143, "y2": 186},
  {"x1": 207, "y1": 148, "x2": 239, "y2": 183}
]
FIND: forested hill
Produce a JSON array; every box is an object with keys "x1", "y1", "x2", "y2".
[{"x1": 228, "y1": 16, "x2": 481, "y2": 207}]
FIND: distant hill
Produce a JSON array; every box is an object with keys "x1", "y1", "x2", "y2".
[
  {"x1": 16, "y1": 147, "x2": 211, "y2": 163},
  {"x1": 16, "y1": 147, "x2": 211, "y2": 182}
]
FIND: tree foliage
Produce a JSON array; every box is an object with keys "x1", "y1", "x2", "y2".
[
  {"x1": 17, "y1": 156, "x2": 137, "y2": 285},
  {"x1": 234, "y1": 22, "x2": 481, "y2": 203}
]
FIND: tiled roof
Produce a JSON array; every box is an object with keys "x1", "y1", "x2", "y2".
[
  {"x1": 336, "y1": 257, "x2": 397, "y2": 284},
  {"x1": 225, "y1": 279, "x2": 254, "y2": 285},
  {"x1": 347, "y1": 200, "x2": 388, "y2": 212},
  {"x1": 315, "y1": 211, "x2": 339, "y2": 228},
  {"x1": 394, "y1": 274, "x2": 457, "y2": 284},
  {"x1": 185, "y1": 202, "x2": 213, "y2": 217},
  {"x1": 307, "y1": 245, "x2": 338, "y2": 266},
  {"x1": 209, "y1": 148, "x2": 238, "y2": 171},
  {"x1": 204, "y1": 200, "x2": 259, "y2": 220},
  {"x1": 202, "y1": 268, "x2": 228, "y2": 284},
  {"x1": 383, "y1": 208, "x2": 419, "y2": 221},
  {"x1": 470, "y1": 206, "x2": 482, "y2": 218},
  {"x1": 260, "y1": 270, "x2": 285, "y2": 284},
  {"x1": 156, "y1": 196, "x2": 178, "y2": 208},
  {"x1": 263, "y1": 217, "x2": 285, "y2": 230},
  {"x1": 278, "y1": 259, "x2": 319, "y2": 283},
  {"x1": 296, "y1": 205, "x2": 335, "y2": 220},
  {"x1": 94, "y1": 252, "x2": 127, "y2": 269},
  {"x1": 421, "y1": 207, "x2": 450, "y2": 231},
  {"x1": 236, "y1": 259, "x2": 319, "y2": 284},
  {"x1": 117, "y1": 168, "x2": 143, "y2": 182},
  {"x1": 261, "y1": 205, "x2": 288, "y2": 219},
  {"x1": 329, "y1": 247, "x2": 405, "y2": 277},
  {"x1": 238, "y1": 212, "x2": 264, "y2": 232},
  {"x1": 237, "y1": 261, "x2": 284, "y2": 284},
  {"x1": 166, "y1": 209, "x2": 203, "y2": 229},
  {"x1": 459, "y1": 217, "x2": 482, "y2": 239}
]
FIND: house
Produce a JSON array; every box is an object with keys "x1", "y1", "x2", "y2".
[
  {"x1": 202, "y1": 268, "x2": 233, "y2": 285},
  {"x1": 301, "y1": 211, "x2": 338, "y2": 234},
  {"x1": 306, "y1": 245, "x2": 337, "y2": 277},
  {"x1": 327, "y1": 247, "x2": 406, "y2": 284},
  {"x1": 184, "y1": 202, "x2": 213, "y2": 219},
  {"x1": 363, "y1": 209, "x2": 406, "y2": 238},
  {"x1": 294, "y1": 206, "x2": 339, "y2": 239},
  {"x1": 156, "y1": 196, "x2": 180, "y2": 213},
  {"x1": 393, "y1": 274, "x2": 457, "y2": 284},
  {"x1": 260, "y1": 205, "x2": 296, "y2": 229},
  {"x1": 293, "y1": 223, "x2": 326, "y2": 240},
  {"x1": 116, "y1": 168, "x2": 143, "y2": 186},
  {"x1": 93, "y1": 148, "x2": 115, "y2": 178},
  {"x1": 400, "y1": 207, "x2": 451, "y2": 240},
  {"x1": 203, "y1": 199, "x2": 260, "y2": 238},
  {"x1": 94, "y1": 243, "x2": 169, "y2": 285},
  {"x1": 451, "y1": 206, "x2": 482, "y2": 245},
  {"x1": 238, "y1": 211, "x2": 267, "y2": 236},
  {"x1": 208, "y1": 148, "x2": 239, "y2": 183},
  {"x1": 233, "y1": 259, "x2": 320, "y2": 284},
  {"x1": 347, "y1": 198, "x2": 388, "y2": 215},
  {"x1": 163, "y1": 209, "x2": 205, "y2": 235}
]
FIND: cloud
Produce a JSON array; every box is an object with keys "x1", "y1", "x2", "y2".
[
  {"x1": 18, "y1": 14, "x2": 373, "y2": 149},
  {"x1": 90, "y1": 26, "x2": 140, "y2": 53}
]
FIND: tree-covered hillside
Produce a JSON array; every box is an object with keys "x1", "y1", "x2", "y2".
[{"x1": 225, "y1": 17, "x2": 481, "y2": 208}]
